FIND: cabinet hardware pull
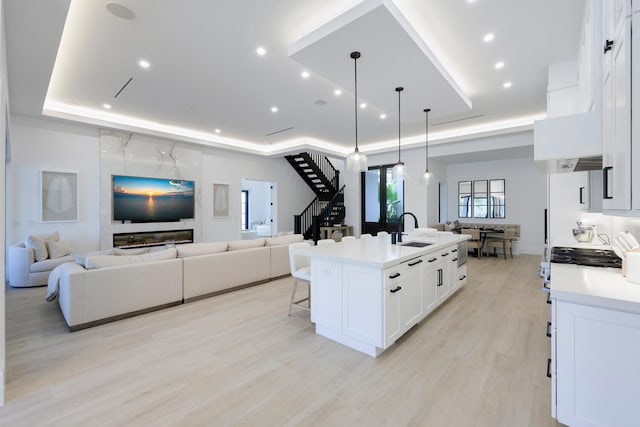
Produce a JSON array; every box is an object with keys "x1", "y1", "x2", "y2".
[
  {"x1": 389, "y1": 273, "x2": 401, "y2": 279},
  {"x1": 408, "y1": 259, "x2": 423, "y2": 266},
  {"x1": 437, "y1": 269, "x2": 443, "y2": 286},
  {"x1": 459, "y1": 275, "x2": 466, "y2": 280},
  {"x1": 547, "y1": 358, "x2": 552, "y2": 378},
  {"x1": 452, "y1": 257, "x2": 458, "y2": 262},
  {"x1": 579, "y1": 186, "x2": 584, "y2": 204},
  {"x1": 451, "y1": 249, "x2": 458, "y2": 253},
  {"x1": 441, "y1": 252, "x2": 449, "y2": 257},
  {"x1": 604, "y1": 39, "x2": 614, "y2": 53},
  {"x1": 546, "y1": 321, "x2": 552, "y2": 338},
  {"x1": 603, "y1": 166, "x2": 613, "y2": 199},
  {"x1": 428, "y1": 257, "x2": 437, "y2": 262},
  {"x1": 546, "y1": 294, "x2": 551, "y2": 305},
  {"x1": 390, "y1": 286, "x2": 402, "y2": 293}
]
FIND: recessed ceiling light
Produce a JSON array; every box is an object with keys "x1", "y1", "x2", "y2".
[
  {"x1": 503, "y1": 81, "x2": 512, "y2": 88},
  {"x1": 483, "y1": 33, "x2": 495, "y2": 43},
  {"x1": 256, "y1": 46, "x2": 266, "y2": 56},
  {"x1": 139, "y1": 59, "x2": 150, "y2": 69},
  {"x1": 160, "y1": 151, "x2": 166, "y2": 154},
  {"x1": 380, "y1": 113, "x2": 387, "y2": 119},
  {"x1": 103, "y1": 103, "x2": 112, "y2": 109},
  {"x1": 467, "y1": 0, "x2": 477, "y2": 3},
  {"x1": 301, "y1": 71, "x2": 310, "y2": 79},
  {"x1": 215, "y1": 128, "x2": 221, "y2": 133},
  {"x1": 334, "y1": 89, "x2": 342, "y2": 96},
  {"x1": 360, "y1": 103, "x2": 367, "y2": 109},
  {"x1": 271, "y1": 106, "x2": 278, "y2": 113},
  {"x1": 495, "y1": 61, "x2": 504, "y2": 69}
]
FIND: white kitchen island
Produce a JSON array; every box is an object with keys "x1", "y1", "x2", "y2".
[{"x1": 296, "y1": 232, "x2": 469, "y2": 357}]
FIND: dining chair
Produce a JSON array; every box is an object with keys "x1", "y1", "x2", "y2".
[
  {"x1": 360, "y1": 233, "x2": 373, "y2": 239},
  {"x1": 288, "y1": 242, "x2": 312, "y2": 315},
  {"x1": 317, "y1": 238, "x2": 337, "y2": 245},
  {"x1": 486, "y1": 229, "x2": 515, "y2": 259},
  {"x1": 341, "y1": 236, "x2": 356, "y2": 242},
  {"x1": 461, "y1": 228, "x2": 482, "y2": 257}
]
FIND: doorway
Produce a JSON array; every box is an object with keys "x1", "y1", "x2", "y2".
[
  {"x1": 241, "y1": 179, "x2": 276, "y2": 238},
  {"x1": 360, "y1": 165, "x2": 404, "y2": 235}
]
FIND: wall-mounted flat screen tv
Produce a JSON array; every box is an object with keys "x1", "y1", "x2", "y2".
[{"x1": 112, "y1": 175, "x2": 195, "y2": 222}]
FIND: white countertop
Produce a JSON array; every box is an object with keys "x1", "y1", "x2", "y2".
[
  {"x1": 550, "y1": 262, "x2": 640, "y2": 314},
  {"x1": 296, "y1": 232, "x2": 469, "y2": 269}
]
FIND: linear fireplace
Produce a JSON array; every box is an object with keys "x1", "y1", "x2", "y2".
[{"x1": 113, "y1": 229, "x2": 194, "y2": 249}]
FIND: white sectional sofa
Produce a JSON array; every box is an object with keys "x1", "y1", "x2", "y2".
[{"x1": 54, "y1": 234, "x2": 304, "y2": 331}]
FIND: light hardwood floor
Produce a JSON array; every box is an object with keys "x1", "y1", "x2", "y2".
[{"x1": 0, "y1": 255, "x2": 561, "y2": 426}]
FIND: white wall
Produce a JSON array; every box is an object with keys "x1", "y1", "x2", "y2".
[
  {"x1": 446, "y1": 157, "x2": 547, "y2": 254},
  {"x1": 7, "y1": 115, "x2": 100, "y2": 252}
]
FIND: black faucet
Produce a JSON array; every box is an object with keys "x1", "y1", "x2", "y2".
[{"x1": 396, "y1": 212, "x2": 419, "y2": 243}]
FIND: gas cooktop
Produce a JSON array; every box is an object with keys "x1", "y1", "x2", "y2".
[{"x1": 550, "y1": 246, "x2": 622, "y2": 269}]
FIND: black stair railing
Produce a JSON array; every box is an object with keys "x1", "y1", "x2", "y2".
[
  {"x1": 294, "y1": 186, "x2": 345, "y2": 241},
  {"x1": 286, "y1": 152, "x2": 340, "y2": 197}
]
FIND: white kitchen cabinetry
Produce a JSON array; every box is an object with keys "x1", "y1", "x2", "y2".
[
  {"x1": 601, "y1": 0, "x2": 633, "y2": 211},
  {"x1": 554, "y1": 300, "x2": 640, "y2": 426},
  {"x1": 308, "y1": 239, "x2": 465, "y2": 357}
]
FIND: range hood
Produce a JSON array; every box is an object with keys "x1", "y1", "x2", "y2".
[{"x1": 534, "y1": 111, "x2": 602, "y2": 173}]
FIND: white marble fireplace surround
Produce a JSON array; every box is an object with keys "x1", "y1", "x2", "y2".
[{"x1": 100, "y1": 131, "x2": 203, "y2": 250}]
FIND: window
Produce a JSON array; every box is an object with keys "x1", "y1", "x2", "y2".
[
  {"x1": 458, "y1": 179, "x2": 505, "y2": 219},
  {"x1": 458, "y1": 181, "x2": 472, "y2": 218},
  {"x1": 241, "y1": 190, "x2": 249, "y2": 230}
]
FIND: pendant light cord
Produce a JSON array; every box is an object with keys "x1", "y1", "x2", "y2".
[
  {"x1": 396, "y1": 87, "x2": 403, "y2": 163},
  {"x1": 424, "y1": 108, "x2": 431, "y2": 170},
  {"x1": 351, "y1": 52, "x2": 361, "y2": 152}
]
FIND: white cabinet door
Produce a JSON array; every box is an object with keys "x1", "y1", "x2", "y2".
[
  {"x1": 556, "y1": 300, "x2": 640, "y2": 426},
  {"x1": 602, "y1": 1, "x2": 632, "y2": 210},
  {"x1": 343, "y1": 265, "x2": 383, "y2": 347},
  {"x1": 422, "y1": 255, "x2": 440, "y2": 316},
  {"x1": 310, "y1": 260, "x2": 343, "y2": 330},
  {"x1": 435, "y1": 248, "x2": 453, "y2": 301},
  {"x1": 402, "y1": 257, "x2": 423, "y2": 327}
]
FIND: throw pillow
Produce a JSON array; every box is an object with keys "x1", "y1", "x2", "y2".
[
  {"x1": 46, "y1": 240, "x2": 72, "y2": 259},
  {"x1": 140, "y1": 247, "x2": 177, "y2": 262},
  {"x1": 25, "y1": 235, "x2": 49, "y2": 262},
  {"x1": 85, "y1": 254, "x2": 136, "y2": 270},
  {"x1": 114, "y1": 247, "x2": 149, "y2": 256},
  {"x1": 71, "y1": 249, "x2": 115, "y2": 266},
  {"x1": 265, "y1": 234, "x2": 303, "y2": 246},
  {"x1": 227, "y1": 238, "x2": 266, "y2": 251},
  {"x1": 177, "y1": 242, "x2": 228, "y2": 258}
]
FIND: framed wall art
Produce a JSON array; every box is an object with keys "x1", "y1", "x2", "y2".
[
  {"x1": 41, "y1": 170, "x2": 78, "y2": 222},
  {"x1": 212, "y1": 183, "x2": 229, "y2": 218}
]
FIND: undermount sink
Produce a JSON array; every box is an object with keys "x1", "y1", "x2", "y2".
[{"x1": 399, "y1": 241, "x2": 433, "y2": 248}]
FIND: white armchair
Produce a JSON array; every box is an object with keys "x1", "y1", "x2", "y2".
[{"x1": 9, "y1": 241, "x2": 74, "y2": 288}]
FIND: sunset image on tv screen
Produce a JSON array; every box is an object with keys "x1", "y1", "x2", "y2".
[{"x1": 112, "y1": 176, "x2": 195, "y2": 221}]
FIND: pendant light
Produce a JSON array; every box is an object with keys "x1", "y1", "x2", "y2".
[
  {"x1": 420, "y1": 108, "x2": 434, "y2": 185},
  {"x1": 391, "y1": 87, "x2": 408, "y2": 181},
  {"x1": 346, "y1": 51, "x2": 368, "y2": 172}
]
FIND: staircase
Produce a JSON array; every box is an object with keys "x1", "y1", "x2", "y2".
[{"x1": 285, "y1": 152, "x2": 345, "y2": 241}]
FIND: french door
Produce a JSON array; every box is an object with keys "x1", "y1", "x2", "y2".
[{"x1": 361, "y1": 165, "x2": 404, "y2": 235}]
